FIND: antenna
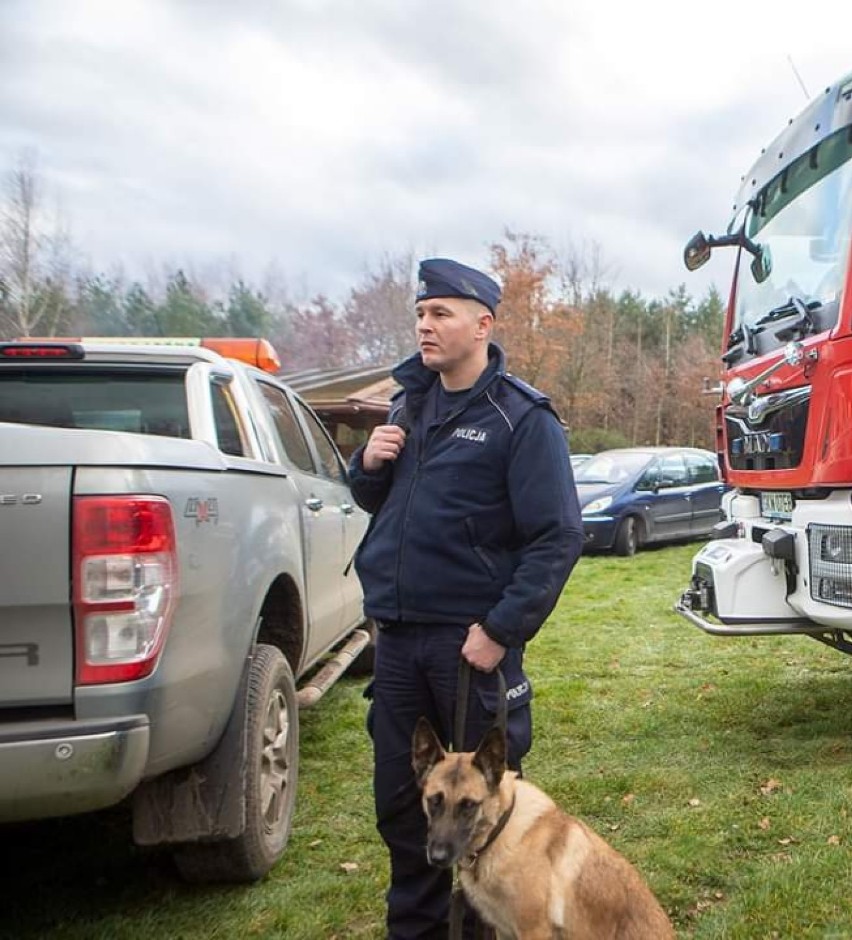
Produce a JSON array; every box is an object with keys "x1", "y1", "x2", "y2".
[{"x1": 787, "y1": 54, "x2": 810, "y2": 100}]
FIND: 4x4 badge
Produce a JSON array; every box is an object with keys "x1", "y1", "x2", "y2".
[{"x1": 184, "y1": 497, "x2": 219, "y2": 524}]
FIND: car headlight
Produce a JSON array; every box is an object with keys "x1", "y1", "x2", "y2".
[{"x1": 582, "y1": 496, "x2": 613, "y2": 516}]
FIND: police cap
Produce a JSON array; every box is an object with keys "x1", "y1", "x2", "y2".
[{"x1": 416, "y1": 258, "x2": 501, "y2": 316}]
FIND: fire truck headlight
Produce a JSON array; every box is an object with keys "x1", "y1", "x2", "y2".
[
  {"x1": 808, "y1": 525, "x2": 852, "y2": 608},
  {"x1": 823, "y1": 531, "x2": 852, "y2": 564}
]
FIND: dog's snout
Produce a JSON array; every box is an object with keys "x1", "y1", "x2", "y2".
[{"x1": 426, "y1": 842, "x2": 454, "y2": 869}]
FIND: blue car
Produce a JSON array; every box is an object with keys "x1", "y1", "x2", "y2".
[{"x1": 574, "y1": 446, "x2": 727, "y2": 556}]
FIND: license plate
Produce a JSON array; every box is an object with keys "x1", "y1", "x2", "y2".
[{"x1": 760, "y1": 491, "x2": 794, "y2": 520}]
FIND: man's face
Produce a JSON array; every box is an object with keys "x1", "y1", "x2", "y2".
[{"x1": 414, "y1": 297, "x2": 491, "y2": 375}]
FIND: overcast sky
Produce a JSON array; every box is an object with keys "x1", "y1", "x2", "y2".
[{"x1": 1, "y1": 0, "x2": 850, "y2": 305}]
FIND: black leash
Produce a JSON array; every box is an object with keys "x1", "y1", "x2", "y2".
[
  {"x1": 449, "y1": 659, "x2": 508, "y2": 940},
  {"x1": 453, "y1": 658, "x2": 507, "y2": 750}
]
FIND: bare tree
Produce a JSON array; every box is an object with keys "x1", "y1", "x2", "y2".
[
  {"x1": 0, "y1": 153, "x2": 73, "y2": 338},
  {"x1": 344, "y1": 252, "x2": 416, "y2": 365}
]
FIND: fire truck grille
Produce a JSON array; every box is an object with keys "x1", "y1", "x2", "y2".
[
  {"x1": 725, "y1": 388, "x2": 809, "y2": 472},
  {"x1": 808, "y1": 524, "x2": 852, "y2": 608}
]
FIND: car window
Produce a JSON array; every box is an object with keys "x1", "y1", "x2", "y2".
[
  {"x1": 658, "y1": 453, "x2": 688, "y2": 486},
  {"x1": 297, "y1": 401, "x2": 346, "y2": 484},
  {"x1": 636, "y1": 462, "x2": 661, "y2": 490},
  {"x1": 258, "y1": 382, "x2": 315, "y2": 473},
  {"x1": 574, "y1": 451, "x2": 651, "y2": 484},
  {"x1": 685, "y1": 452, "x2": 719, "y2": 484}
]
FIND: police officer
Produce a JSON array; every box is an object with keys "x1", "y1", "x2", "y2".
[{"x1": 348, "y1": 258, "x2": 584, "y2": 939}]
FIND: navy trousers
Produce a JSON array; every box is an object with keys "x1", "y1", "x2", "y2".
[{"x1": 367, "y1": 622, "x2": 532, "y2": 940}]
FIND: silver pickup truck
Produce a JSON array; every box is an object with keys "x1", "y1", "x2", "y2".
[{"x1": 0, "y1": 337, "x2": 371, "y2": 882}]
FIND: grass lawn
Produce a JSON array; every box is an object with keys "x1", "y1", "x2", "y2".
[{"x1": 2, "y1": 543, "x2": 851, "y2": 939}]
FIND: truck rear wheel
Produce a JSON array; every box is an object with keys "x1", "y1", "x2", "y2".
[{"x1": 173, "y1": 644, "x2": 299, "y2": 882}]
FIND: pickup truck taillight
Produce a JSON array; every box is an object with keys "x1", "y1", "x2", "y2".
[{"x1": 72, "y1": 496, "x2": 178, "y2": 684}]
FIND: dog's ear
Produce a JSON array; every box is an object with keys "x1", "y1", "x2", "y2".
[
  {"x1": 472, "y1": 725, "x2": 506, "y2": 791},
  {"x1": 412, "y1": 717, "x2": 446, "y2": 788}
]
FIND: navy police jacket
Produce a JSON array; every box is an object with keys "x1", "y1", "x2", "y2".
[{"x1": 348, "y1": 344, "x2": 584, "y2": 649}]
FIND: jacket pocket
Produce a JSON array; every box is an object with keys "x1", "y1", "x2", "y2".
[{"x1": 465, "y1": 516, "x2": 498, "y2": 579}]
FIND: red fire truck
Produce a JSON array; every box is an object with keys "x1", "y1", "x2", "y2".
[{"x1": 676, "y1": 70, "x2": 852, "y2": 657}]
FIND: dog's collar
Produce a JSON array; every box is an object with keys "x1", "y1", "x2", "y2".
[{"x1": 459, "y1": 794, "x2": 516, "y2": 870}]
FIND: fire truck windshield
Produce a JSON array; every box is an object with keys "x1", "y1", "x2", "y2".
[{"x1": 731, "y1": 125, "x2": 852, "y2": 361}]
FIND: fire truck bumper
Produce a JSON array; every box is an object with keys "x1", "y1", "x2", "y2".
[{"x1": 675, "y1": 536, "x2": 821, "y2": 636}]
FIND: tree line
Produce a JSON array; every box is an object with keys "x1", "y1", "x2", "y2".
[{"x1": 0, "y1": 156, "x2": 725, "y2": 452}]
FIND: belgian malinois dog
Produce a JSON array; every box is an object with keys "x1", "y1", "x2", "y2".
[{"x1": 412, "y1": 718, "x2": 675, "y2": 940}]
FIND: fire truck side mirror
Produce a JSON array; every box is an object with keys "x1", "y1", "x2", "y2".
[{"x1": 683, "y1": 231, "x2": 711, "y2": 271}]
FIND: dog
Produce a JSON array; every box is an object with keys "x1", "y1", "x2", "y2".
[{"x1": 412, "y1": 717, "x2": 676, "y2": 940}]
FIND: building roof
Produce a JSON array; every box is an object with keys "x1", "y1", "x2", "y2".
[{"x1": 280, "y1": 364, "x2": 397, "y2": 415}]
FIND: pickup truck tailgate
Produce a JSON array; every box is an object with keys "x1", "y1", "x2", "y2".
[{"x1": 0, "y1": 467, "x2": 73, "y2": 707}]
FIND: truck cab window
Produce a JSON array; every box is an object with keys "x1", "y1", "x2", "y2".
[
  {"x1": 211, "y1": 384, "x2": 247, "y2": 457},
  {"x1": 296, "y1": 401, "x2": 346, "y2": 484},
  {"x1": 258, "y1": 382, "x2": 315, "y2": 473}
]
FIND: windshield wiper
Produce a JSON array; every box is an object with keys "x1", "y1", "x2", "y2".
[{"x1": 754, "y1": 296, "x2": 820, "y2": 337}]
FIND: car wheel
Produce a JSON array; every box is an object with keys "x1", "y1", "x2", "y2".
[
  {"x1": 173, "y1": 644, "x2": 299, "y2": 883},
  {"x1": 614, "y1": 516, "x2": 640, "y2": 556}
]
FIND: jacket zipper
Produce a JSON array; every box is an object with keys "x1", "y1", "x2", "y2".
[{"x1": 393, "y1": 394, "x2": 483, "y2": 617}]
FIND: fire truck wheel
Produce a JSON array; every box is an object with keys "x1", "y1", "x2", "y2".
[
  {"x1": 614, "y1": 516, "x2": 640, "y2": 556},
  {"x1": 173, "y1": 644, "x2": 299, "y2": 883}
]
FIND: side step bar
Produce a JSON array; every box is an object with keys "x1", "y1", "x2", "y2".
[{"x1": 296, "y1": 627, "x2": 372, "y2": 708}]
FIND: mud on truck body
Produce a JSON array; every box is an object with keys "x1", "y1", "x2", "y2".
[
  {"x1": 0, "y1": 337, "x2": 373, "y2": 881},
  {"x1": 676, "y1": 71, "x2": 852, "y2": 657}
]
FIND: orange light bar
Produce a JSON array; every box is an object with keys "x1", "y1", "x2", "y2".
[
  {"x1": 14, "y1": 336, "x2": 281, "y2": 373},
  {"x1": 200, "y1": 338, "x2": 281, "y2": 373}
]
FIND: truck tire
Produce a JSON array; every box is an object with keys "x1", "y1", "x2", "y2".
[
  {"x1": 173, "y1": 644, "x2": 299, "y2": 882},
  {"x1": 614, "y1": 516, "x2": 640, "y2": 556}
]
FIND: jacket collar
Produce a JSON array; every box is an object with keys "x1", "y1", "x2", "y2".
[{"x1": 392, "y1": 343, "x2": 506, "y2": 416}]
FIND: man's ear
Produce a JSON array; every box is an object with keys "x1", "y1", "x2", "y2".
[
  {"x1": 475, "y1": 309, "x2": 494, "y2": 340},
  {"x1": 472, "y1": 725, "x2": 506, "y2": 791},
  {"x1": 412, "y1": 717, "x2": 446, "y2": 788}
]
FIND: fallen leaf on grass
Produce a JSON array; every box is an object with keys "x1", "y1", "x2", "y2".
[
  {"x1": 622, "y1": 793, "x2": 635, "y2": 805},
  {"x1": 309, "y1": 839, "x2": 323, "y2": 848},
  {"x1": 339, "y1": 862, "x2": 359, "y2": 873},
  {"x1": 758, "y1": 817, "x2": 771, "y2": 830},
  {"x1": 687, "y1": 797, "x2": 701, "y2": 807},
  {"x1": 827, "y1": 835, "x2": 841, "y2": 845},
  {"x1": 759, "y1": 778, "x2": 783, "y2": 795},
  {"x1": 777, "y1": 836, "x2": 797, "y2": 846}
]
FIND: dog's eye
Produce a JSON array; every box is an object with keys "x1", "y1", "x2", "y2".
[
  {"x1": 426, "y1": 793, "x2": 444, "y2": 815},
  {"x1": 457, "y1": 798, "x2": 480, "y2": 816}
]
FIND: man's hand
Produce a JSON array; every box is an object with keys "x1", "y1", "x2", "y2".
[
  {"x1": 462, "y1": 623, "x2": 506, "y2": 673},
  {"x1": 362, "y1": 424, "x2": 407, "y2": 472}
]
